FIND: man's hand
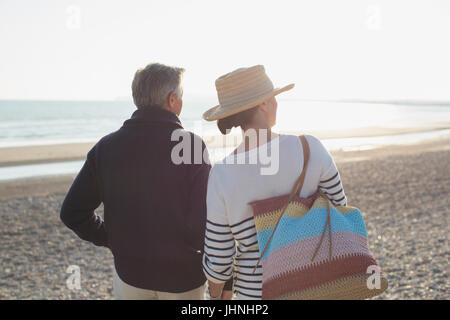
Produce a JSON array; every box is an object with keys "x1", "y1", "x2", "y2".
[
  {"x1": 208, "y1": 280, "x2": 226, "y2": 300},
  {"x1": 221, "y1": 290, "x2": 233, "y2": 300}
]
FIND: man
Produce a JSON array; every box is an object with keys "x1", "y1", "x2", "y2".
[{"x1": 60, "y1": 63, "x2": 211, "y2": 299}]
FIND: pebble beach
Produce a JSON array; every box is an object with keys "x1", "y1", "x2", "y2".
[{"x1": 0, "y1": 136, "x2": 449, "y2": 299}]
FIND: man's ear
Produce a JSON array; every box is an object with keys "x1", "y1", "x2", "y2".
[
  {"x1": 164, "y1": 91, "x2": 179, "y2": 113},
  {"x1": 168, "y1": 92, "x2": 177, "y2": 108}
]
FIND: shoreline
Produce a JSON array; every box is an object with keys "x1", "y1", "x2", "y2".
[
  {"x1": 1, "y1": 135, "x2": 449, "y2": 201},
  {"x1": 0, "y1": 143, "x2": 95, "y2": 167},
  {"x1": 1, "y1": 124, "x2": 449, "y2": 167}
]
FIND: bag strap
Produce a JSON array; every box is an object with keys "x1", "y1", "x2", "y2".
[
  {"x1": 311, "y1": 196, "x2": 332, "y2": 262},
  {"x1": 295, "y1": 135, "x2": 310, "y2": 195},
  {"x1": 252, "y1": 135, "x2": 310, "y2": 273}
]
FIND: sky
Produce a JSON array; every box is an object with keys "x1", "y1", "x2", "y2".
[{"x1": 1, "y1": 0, "x2": 449, "y2": 101}]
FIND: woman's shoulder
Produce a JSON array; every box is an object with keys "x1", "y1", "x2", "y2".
[
  {"x1": 279, "y1": 133, "x2": 324, "y2": 148},
  {"x1": 280, "y1": 133, "x2": 331, "y2": 161}
]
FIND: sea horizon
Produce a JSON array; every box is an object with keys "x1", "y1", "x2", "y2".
[
  {"x1": 1, "y1": 98, "x2": 449, "y2": 181},
  {"x1": 1, "y1": 98, "x2": 449, "y2": 148}
]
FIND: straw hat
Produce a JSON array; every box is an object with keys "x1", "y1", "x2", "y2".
[{"x1": 203, "y1": 65, "x2": 294, "y2": 121}]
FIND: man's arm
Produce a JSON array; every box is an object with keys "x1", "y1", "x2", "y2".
[
  {"x1": 184, "y1": 134, "x2": 212, "y2": 250},
  {"x1": 187, "y1": 135, "x2": 234, "y2": 299},
  {"x1": 60, "y1": 148, "x2": 108, "y2": 247}
]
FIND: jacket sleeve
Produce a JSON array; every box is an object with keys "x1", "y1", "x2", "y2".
[{"x1": 60, "y1": 147, "x2": 108, "y2": 247}]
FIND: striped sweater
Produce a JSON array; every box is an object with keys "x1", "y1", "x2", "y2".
[{"x1": 202, "y1": 134, "x2": 347, "y2": 299}]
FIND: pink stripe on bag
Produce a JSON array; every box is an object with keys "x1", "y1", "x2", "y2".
[
  {"x1": 263, "y1": 254, "x2": 378, "y2": 300},
  {"x1": 262, "y1": 231, "x2": 370, "y2": 282}
]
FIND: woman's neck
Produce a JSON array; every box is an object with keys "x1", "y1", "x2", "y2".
[{"x1": 233, "y1": 127, "x2": 278, "y2": 154}]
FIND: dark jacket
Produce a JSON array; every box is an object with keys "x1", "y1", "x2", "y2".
[{"x1": 60, "y1": 106, "x2": 211, "y2": 293}]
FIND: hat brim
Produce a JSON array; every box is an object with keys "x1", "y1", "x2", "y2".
[{"x1": 203, "y1": 83, "x2": 295, "y2": 121}]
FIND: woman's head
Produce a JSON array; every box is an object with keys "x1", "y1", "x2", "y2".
[
  {"x1": 203, "y1": 65, "x2": 294, "y2": 132},
  {"x1": 217, "y1": 96, "x2": 278, "y2": 135}
]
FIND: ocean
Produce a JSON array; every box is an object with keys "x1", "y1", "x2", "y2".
[
  {"x1": 1, "y1": 99, "x2": 449, "y2": 148},
  {"x1": 0, "y1": 99, "x2": 449, "y2": 181}
]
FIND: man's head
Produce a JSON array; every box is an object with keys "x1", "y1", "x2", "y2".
[{"x1": 132, "y1": 63, "x2": 185, "y2": 116}]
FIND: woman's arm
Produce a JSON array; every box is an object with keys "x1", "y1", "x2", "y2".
[
  {"x1": 309, "y1": 135, "x2": 347, "y2": 206},
  {"x1": 202, "y1": 167, "x2": 236, "y2": 298},
  {"x1": 318, "y1": 148, "x2": 347, "y2": 206}
]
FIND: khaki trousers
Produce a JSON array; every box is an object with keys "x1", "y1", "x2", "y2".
[{"x1": 113, "y1": 268, "x2": 206, "y2": 300}]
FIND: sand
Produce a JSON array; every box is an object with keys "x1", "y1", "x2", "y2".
[
  {"x1": 0, "y1": 137, "x2": 449, "y2": 299},
  {"x1": 0, "y1": 143, "x2": 95, "y2": 167}
]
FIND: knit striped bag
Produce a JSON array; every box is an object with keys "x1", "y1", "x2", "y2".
[{"x1": 249, "y1": 135, "x2": 388, "y2": 300}]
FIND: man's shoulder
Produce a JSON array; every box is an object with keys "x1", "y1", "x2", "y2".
[
  {"x1": 171, "y1": 128, "x2": 207, "y2": 144},
  {"x1": 86, "y1": 130, "x2": 121, "y2": 158},
  {"x1": 99, "y1": 130, "x2": 121, "y2": 144},
  {"x1": 91, "y1": 130, "x2": 117, "y2": 147}
]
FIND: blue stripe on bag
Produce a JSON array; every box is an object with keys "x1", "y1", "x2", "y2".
[{"x1": 257, "y1": 207, "x2": 367, "y2": 260}]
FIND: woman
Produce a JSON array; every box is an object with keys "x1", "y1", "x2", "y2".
[{"x1": 202, "y1": 65, "x2": 347, "y2": 300}]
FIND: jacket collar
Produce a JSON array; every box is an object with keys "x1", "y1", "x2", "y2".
[{"x1": 123, "y1": 106, "x2": 183, "y2": 129}]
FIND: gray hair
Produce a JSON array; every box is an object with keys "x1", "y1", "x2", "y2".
[{"x1": 132, "y1": 63, "x2": 185, "y2": 108}]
